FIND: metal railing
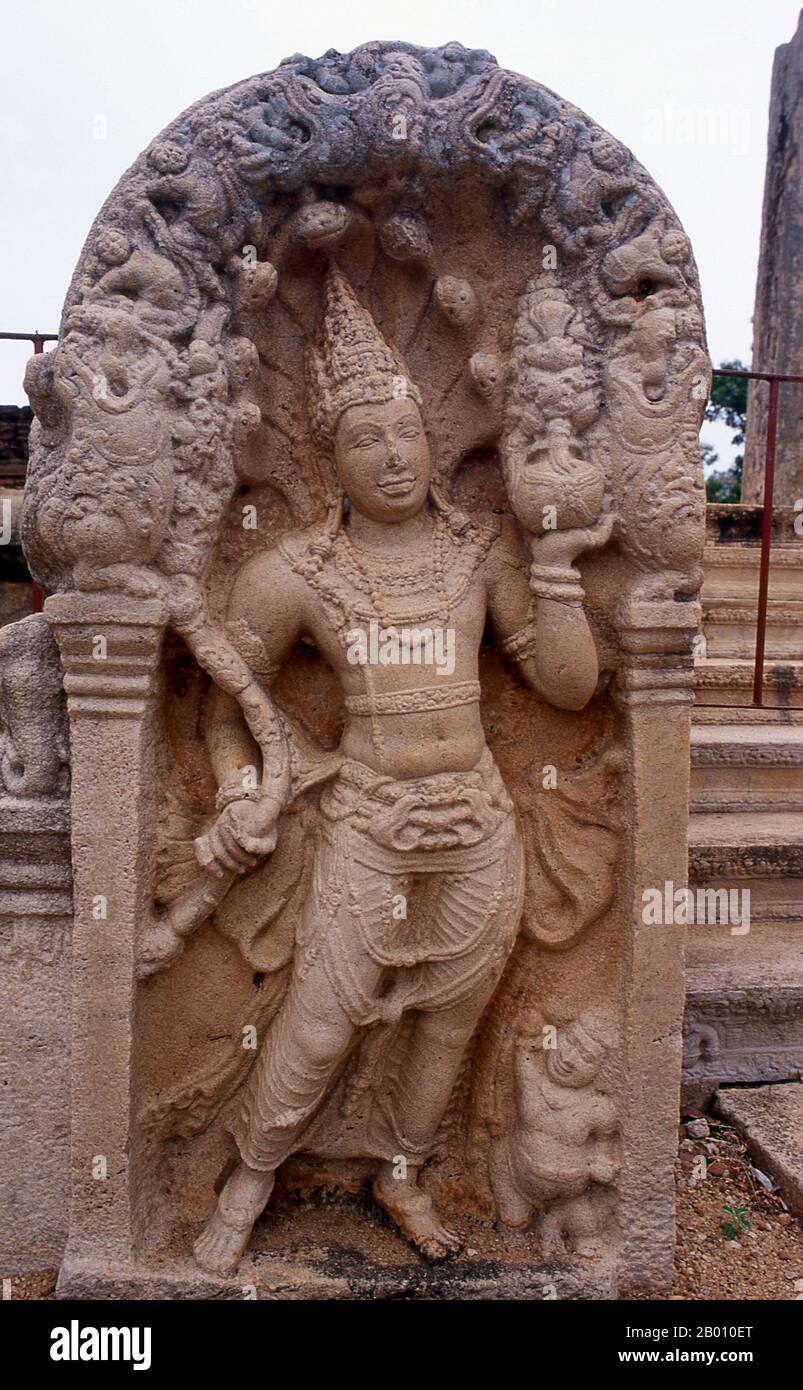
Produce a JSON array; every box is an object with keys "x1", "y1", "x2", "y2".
[
  {"x1": 0, "y1": 331, "x2": 58, "y2": 353},
  {"x1": 1, "y1": 337, "x2": 801, "y2": 704},
  {"x1": 711, "y1": 367, "x2": 803, "y2": 708}
]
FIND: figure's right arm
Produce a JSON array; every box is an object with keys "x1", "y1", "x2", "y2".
[
  {"x1": 202, "y1": 548, "x2": 308, "y2": 872},
  {"x1": 206, "y1": 547, "x2": 306, "y2": 789}
]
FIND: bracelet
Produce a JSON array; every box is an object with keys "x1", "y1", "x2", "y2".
[
  {"x1": 215, "y1": 782, "x2": 264, "y2": 812},
  {"x1": 529, "y1": 562, "x2": 585, "y2": 604},
  {"x1": 498, "y1": 621, "x2": 539, "y2": 663},
  {"x1": 530, "y1": 580, "x2": 585, "y2": 603},
  {"x1": 529, "y1": 564, "x2": 579, "y2": 584},
  {"x1": 225, "y1": 617, "x2": 281, "y2": 681}
]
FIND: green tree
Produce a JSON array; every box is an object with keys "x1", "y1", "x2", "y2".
[
  {"x1": 706, "y1": 456, "x2": 742, "y2": 502},
  {"x1": 704, "y1": 359, "x2": 748, "y2": 502}
]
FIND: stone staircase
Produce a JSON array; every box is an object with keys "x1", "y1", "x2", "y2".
[
  {"x1": 684, "y1": 506, "x2": 803, "y2": 1104},
  {"x1": 684, "y1": 922, "x2": 803, "y2": 1109},
  {"x1": 691, "y1": 724, "x2": 803, "y2": 814}
]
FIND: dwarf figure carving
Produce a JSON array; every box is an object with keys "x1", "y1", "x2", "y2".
[
  {"x1": 192, "y1": 266, "x2": 612, "y2": 1276},
  {"x1": 489, "y1": 1010, "x2": 619, "y2": 1258}
]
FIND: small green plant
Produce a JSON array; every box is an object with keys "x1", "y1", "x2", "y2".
[{"x1": 722, "y1": 1204, "x2": 751, "y2": 1240}]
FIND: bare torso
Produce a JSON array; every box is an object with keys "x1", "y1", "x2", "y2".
[
  {"x1": 302, "y1": 557, "x2": 488, "y2": 778},
  {"x1": 207, "y1": 508, "x2": 600, "y2": 793}
]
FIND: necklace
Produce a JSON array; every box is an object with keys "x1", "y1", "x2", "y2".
[{"x1": 338, "y1": 512, "x2": 451, "y2": 628}]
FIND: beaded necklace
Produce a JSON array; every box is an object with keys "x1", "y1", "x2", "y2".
[{"x1": 337, "y1": 510, "x2": 451, "y2": 628}]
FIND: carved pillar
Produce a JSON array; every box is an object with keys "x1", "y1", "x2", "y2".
[
  {"x1": 614, "y1": 597, "x2": 700, "y2": 1293},
  {"x1": 45, "y1": 592, "x2": 166, "y2": 1291}
]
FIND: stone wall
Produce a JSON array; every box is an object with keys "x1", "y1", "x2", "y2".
[
  {"x1": 742, "y1": 13, "x2": 803, "y2": 507},
  {"x1": 0, "y1": 406, "x2": 32, "y2": 482},
  {"x1": 1, "y1": 406, "x2": 34, "y2": 625}
]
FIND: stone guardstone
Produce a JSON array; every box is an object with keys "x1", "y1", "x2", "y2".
[{"x1": 8, "y1": 40, "x2": 709, "y2": 1298}]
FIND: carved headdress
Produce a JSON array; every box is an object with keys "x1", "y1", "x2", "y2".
[{"x1": 305, "y1": 265, "x2": 422, "y2": 447}]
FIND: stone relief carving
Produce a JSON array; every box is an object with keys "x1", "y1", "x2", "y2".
[
  {"x1": 0, "y1": 614, "x2": 68, "y2": 798},
  {"x1": 22, "y1": 42, "x2": 707, "y2": 606},
  {"x1": 683, "y1": 1001, "x2": 803, "y2": 1109},
  {"x1": 0, "y1": 610, "x2": 71, "y2": 966},
  {"x1": 16, "y1": 42, "x2": 707, "y2": 1294},
  {"x1": 489, "y1": 1011, "x2": 619, "y2": 1257}
]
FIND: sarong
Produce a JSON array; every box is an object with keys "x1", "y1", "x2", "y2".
[{"x1": 231, "y1": 747, "x2": 524, "y2": 1170}]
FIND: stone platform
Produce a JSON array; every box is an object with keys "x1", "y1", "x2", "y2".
[
  {"x1": 56, "y1": 1198, "x2": 615, "y2": 1300},
  {"x1": 715, "y1": 1083, "x2": 803, "y2": 1221}
]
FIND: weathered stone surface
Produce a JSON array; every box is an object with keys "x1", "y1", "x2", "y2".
[
  {"x1": 699, "y1": 542, "x2": 803, "y2": 662},
  {"x1": 691, "y1": 724, "x2": 803, "y2": 814},
  {"x1": 715, "y1": 1083, "x2": 803, "y2": 1219},
  {"x1": 683, "y1": 924, "x2": 803, "y2": 1108},
  {"x1": 0, "y1": 614, "x2": 71, "y2": 1269},
  {"x1": 742, "y1": 13, "x2": 803, "y2": 507},
  {"x1": 7, "y1": 41, "x2": 709, "y2": 1297},
  {"x1": 688, "y1": 810, "x2": 803, "y2": 922},
  {"x1": 57, "y1": 1240, "x2": 615, "y2": 1301},
  {"x1": 693, "y1": 702, "x2": 803, "y2": 728},
  {"x1": 694, "y1": 657, "x2": 803, "y2": 712}
]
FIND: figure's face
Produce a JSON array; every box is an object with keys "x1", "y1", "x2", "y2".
[
  {"x1": 546, "y1": 1027, "x2": 600, "y2": 1088},
  {"x1": 334, "y1": 397, "x2": 430, "y2": 523}
]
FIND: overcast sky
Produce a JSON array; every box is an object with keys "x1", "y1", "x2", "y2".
[{"x1": 2, "y1": 0, "x2": 799, "y2": 462}]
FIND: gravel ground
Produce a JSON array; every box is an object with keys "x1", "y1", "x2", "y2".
[
  {"x1": 669, "y1": 1114, "x2": 803, "y2": 1301},
  {"x1": 5, "y1": 1118, "x2": 801, "y2": 1302}
]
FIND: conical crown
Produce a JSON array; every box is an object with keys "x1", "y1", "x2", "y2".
[{"x1": 305, "y1": 266, "x2": 422, "y2": 446}]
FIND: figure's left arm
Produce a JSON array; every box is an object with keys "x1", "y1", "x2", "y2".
[{"x1": 486, "y1": 514, "x2": 612, "y2": 711}]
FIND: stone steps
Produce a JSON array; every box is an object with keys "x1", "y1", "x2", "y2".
[
  {"x1": 701, "y1": 601, "x2": 803, "y2": 661},
  {"x1": 699, "y1": 539, "x2": 803, "y2": 662},
  {"x1": 693, "y1": 704, "x2": 803, "y2": 726},
  {"x1": 688, "y1": 809, "x2": 803, "y2": 923},
  {"x1": 690, "y1": 723, "x2": 803, "y2": 813},
  {"x1": 682, "y1": 921, "x2": 803, "y2": 1107},
  {"x1": 693, "y1": 657, "x2": 803, "y2": 716}
]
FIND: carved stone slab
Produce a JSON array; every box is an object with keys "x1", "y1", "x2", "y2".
[{"x1": 11, "y1": 41, "x2": 708, "y2": 1297}]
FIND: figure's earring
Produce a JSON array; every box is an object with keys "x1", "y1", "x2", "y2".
[
  {"x1": 429, "y1": 480, "x2": 452, "y2": 522},
  {"x1": 325, "y1": 490, "x2": 346, "y2": 540}
]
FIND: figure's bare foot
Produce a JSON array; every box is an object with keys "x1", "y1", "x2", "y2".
[
  {"x1": 193, "y1": 1205, "x2": 253, "y2": 1277},
  {"x1": 373, "y1": 1169, "x2": 462, "y2": 1264},
  {"x1": 193, "y1": 1163, "x2": 274, "y2": 1277}
]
